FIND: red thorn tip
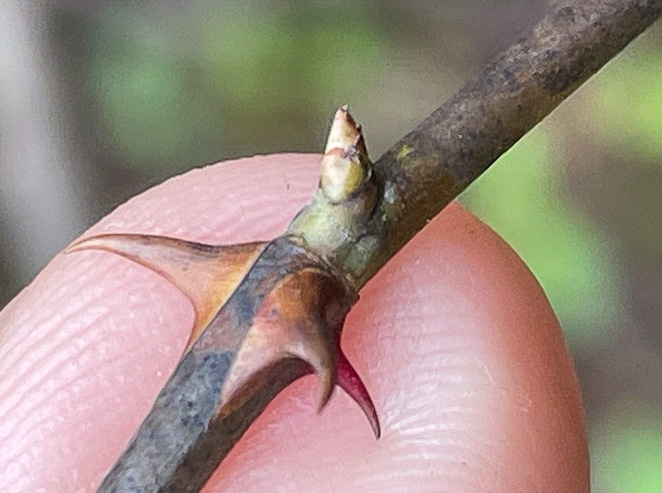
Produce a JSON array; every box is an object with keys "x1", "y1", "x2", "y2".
[{"x1": 337, "y1": 351, "x2": 381, "y2": 439}]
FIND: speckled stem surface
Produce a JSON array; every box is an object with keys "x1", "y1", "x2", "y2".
[
  {"x1": 91, "y1": 1, "x2": 661, "y2": 490},
  {"x1": 327, "y1": 0, "x2": 661, "y2": 287}
]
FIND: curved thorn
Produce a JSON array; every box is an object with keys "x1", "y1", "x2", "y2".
[
  {"x1": 66, "y1": 234, "x2": 266, "y2": 353},
  {"x1": 337, "y1": 351, "x2": 381, "y2": 439},
  {"x1": 285, "y1": 325, "x2": 337, "y2": 413},
  {"x1": 316, "y1": 364, "x2": 336, "y2": 413}
]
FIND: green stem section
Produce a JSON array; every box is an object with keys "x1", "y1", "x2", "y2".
[{"x1": 290, "y1": 0, "x2": 662, "y2": 289}]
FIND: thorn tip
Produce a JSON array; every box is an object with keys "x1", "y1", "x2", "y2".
[
  {"x1": 317, "y1": 366, "x2": 336, "y2": 413},
  {"x1": 337, "y1": 351, "x2": 381, "y2": 439}
]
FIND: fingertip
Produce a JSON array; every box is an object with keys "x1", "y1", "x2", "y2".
[
  {"x1": 210, "y1": 202, "x2": 588, "y2": 492},
  {"x1": 87, "y1": 153, "x2": 321, "y2": 244},
  {"x1": 348, "y1": 202, "x2": 589, "y2": 491},
  {"x1": 0, "y1": 154, "x2": 588, "y2": 492},
  {"x1": 0, "y1": 154, "x2": 324, "y2": 492}
]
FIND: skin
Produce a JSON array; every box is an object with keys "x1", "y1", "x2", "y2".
[{"x1": 0, "y1": 154, "x2": 588, "y2": 492}]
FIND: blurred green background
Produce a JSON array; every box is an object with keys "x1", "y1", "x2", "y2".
[{"x1": 0, "y1": 1, "x2": 660, "y2": 491}]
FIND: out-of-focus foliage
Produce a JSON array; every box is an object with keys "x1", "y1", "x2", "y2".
[
  {"x1": 592, "y1": 41, "x2": 662, "y2": 161},
  {"x1": 199, "y1": 3, "x2": 385, "y2": 130},
  {"x1": 1, "y1": 2, "x2": 661, "y2": 491},
  {"x1": 90, "y1": 9, "x2": 220, "y2": 171},
  {"x1": 592, "y1": 402, "x2": 662, "y2": 493},
  {"x1": 576, "y1": 36, "x2": 662, "y2": 262},
  {"x1": 464, "y1": 29, "x2": 662, "y2": 492},
  {"x1": 88, "y1": 2, "x2": 387, "y2": 175},
  {"x1": 462, "y1": 130, "x2": 621, "y2": 348}
]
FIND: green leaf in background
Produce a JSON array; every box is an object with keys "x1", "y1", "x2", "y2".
[
  {"x1": 201, "y1": 2, "x2": 385, "y2": 104},
  {"x1": 199, "y1": 1, "x2": 385, "y2": 148},
  {"x1": 592, "y1": 404, "x2": 662, "y2": 493},
  {"x1": 201, "y1": 10, "x2": 297, "y2": 112},
  {"x1": 461, "y1": 129, "x2": 622, "y2": 348},
  {"x1": 86, "y1": 1, "x2": 389, "y2": 169},
  {"x1": 88, "y1": 7, "x2": 219, "y2": 173},
  {"x1": 590, "y1": 36, "x2": 662, "y2": 161}
]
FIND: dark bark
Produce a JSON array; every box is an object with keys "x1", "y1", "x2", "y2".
[
  {"x1": 84, "y1": 0, "x2": 662, "y2": 489},
  {"x1": 335, "y1": 0, "x2": 662, "y2": 287}
]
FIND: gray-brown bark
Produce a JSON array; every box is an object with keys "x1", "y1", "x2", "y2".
[
  {"x1": 69, "y1": 1, "x2": 662, "y2": 489},
  {"x1": 306, "y1": 0, "x2": 662, "y2": 287}
]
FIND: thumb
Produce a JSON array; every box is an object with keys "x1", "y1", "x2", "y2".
[
  {"x1": 0, "y1": 154, "x2": 588, "y2": 492},
  {"x1": 208, "y1": 191, "x2": 589, "y2": 492}
]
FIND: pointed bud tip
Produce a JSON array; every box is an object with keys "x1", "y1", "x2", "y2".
[{"x1": 325, "y1": 105, "x2": 362, "y2": 154}]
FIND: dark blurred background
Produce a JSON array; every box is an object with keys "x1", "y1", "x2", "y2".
[{"x1": 1, "y1": 1, "x2": 660, "y2": 491}]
